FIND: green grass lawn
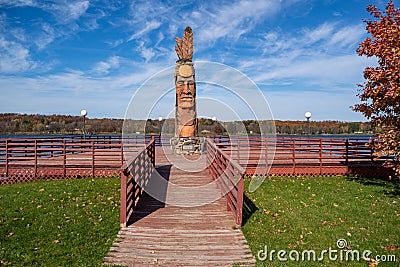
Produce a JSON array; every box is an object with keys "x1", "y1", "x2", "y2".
[
  {"x1": 242, "y1": 176, "x2": 400, "y2": 266},
  {"x1": 1, "y1": 176, "x2": 399, "y2": 267},
  {"x1": 0, "y1": 177, "x2": 120, "y2": 266}
]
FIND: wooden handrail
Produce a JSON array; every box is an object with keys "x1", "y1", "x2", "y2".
[
  {"x1": 206, "y1": 139, "x2": 245, "y2": 225},
  {"x1": 0, "y1": 136, "x2": 154, "y2": 184},
  {"x1": 120, "y1": 138, "x2": 155, "y2": 227},
  {"x1": 1, "y1": 135, "x2": 394, "y2": 185},
  {"x1": 207, "y1": 136, "x2": 397, "y2": 178},
  {"x1": 211, "y1": 137, "x2": 389, "y2": 166}
]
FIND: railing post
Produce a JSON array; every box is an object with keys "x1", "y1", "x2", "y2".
[
  {"x1": 370, "y1": 145, "x2": 374, "y2": 167},
  {"x1": 63, "y1": 140, "x2": 66, "y2": 177},
  {"x1": 236, "y1": 139, "x2": 240, "y2": 165},
  {"x1": 319, "y1": 139, "x2": 323, "y2": 175},
  {"x1": 92, "y1": 141, "x2": 95, "y2": 177},
  {"x1": 264, "y1": 137, "x2": 268, "y2": 171},
  {"x1": 236, "y1": 175, "x2": 244, "y2": 226},
  {"x1": 355, "y1": 141, "x2": 359, "y2": 158},
  {"x1": 205, "y1": 139, "x2": 208, "y2": 165},
  {"x1": 292, "y1": 139, "x2": 296, "y2": 175},
  {"x1": 5, "y1": 139, "x2": 9, "y2": 178},
  {"x1": 209, "y1": 141, "x2": 215, "y2": 178},
  {"x1": 345, "y1": 140, "x2": 349, "y2": 174},
  {"x1": 120, "y1": 169, "x2": 127, "y2": 228},
  {"x1": 120, "y1": 139, "x2": 124, "y2": 167},
  {"x1": 50, "y1": 140, "x2": 54, "y2": 157},
  {"x1": 34, "y1": 140, "x2": 38, "y2": 179},
  {"x1": 152, "y1": 136, "x2": 156, "y2": 166}
]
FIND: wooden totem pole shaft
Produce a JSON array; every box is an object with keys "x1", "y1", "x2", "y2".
[{"x1": 174, "y1": 26, "x2": 198, "y2": 138}]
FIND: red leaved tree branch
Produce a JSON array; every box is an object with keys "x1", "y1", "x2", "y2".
[{"x1": 353, "y1": 0, "x2": 400, "y2": 176}]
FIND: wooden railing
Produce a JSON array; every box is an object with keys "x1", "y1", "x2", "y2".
[
  {"x1": 210, "y1": 136, "x2": 396, "y2": 177},
  {"x1": 120, "y1": 138, "x2": 155, "y2": 227},
  {"x1": 0, "y1": 136, "x2": 152, "y2": 184},
  {"x1": 206, "y1": 139, "x2": 245, "y2": 226}
]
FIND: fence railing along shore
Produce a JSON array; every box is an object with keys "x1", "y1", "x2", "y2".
[
  {"x1": 1, "y1": 135, "x2": 396, "y2": 185},
  {"x1": 210, "y1": 136, "x2": 396, "y2": 177},
  {"x1": 0, "y1": 135, "x2": 160, "y2": 184}
]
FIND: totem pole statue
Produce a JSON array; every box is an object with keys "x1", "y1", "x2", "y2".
[{"x1": 171, "y1": 26, "x2": 204, "y2": 154}]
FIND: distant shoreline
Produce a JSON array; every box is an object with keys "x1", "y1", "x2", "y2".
[
  {"x1": 0, "y1": 133, "x2": 374, "y2": 139},
  {"x1": 0, "y1": 113, "x2": 373, "y2": 136}
]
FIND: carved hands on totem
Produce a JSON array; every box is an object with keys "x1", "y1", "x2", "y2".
[{"x1": 177, "y1": 116, "x2": 197, "y2": 138}]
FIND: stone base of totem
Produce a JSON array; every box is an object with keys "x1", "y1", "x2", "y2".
[{"x1": 170, "y1": 137, "x2": 205, "y2": 155}]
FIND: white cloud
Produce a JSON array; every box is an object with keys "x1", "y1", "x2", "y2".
[
  {"x1": 301, "y1": 22, "x2": 365, "y2": 50},
  {"x1": 127, "y1": 20, "x2": 162, "y2": 42},
  {"x1": 1, "y1": 0, "x2": 89, "y2": 23},
  {"x1": 261, "y1": 32, "x2": 292, "y2": 55},
  {"x1": 255, "y1": 54, "x2": 371, "y2": 86},
  {"x1": 91, "y1": 56, "x2": 121, "y2": 74},
  {"x1": 34, "y1": 22, "x2": 55, "y2": 50},
  {"x1": 135, "y1": 41, "x2": 156, "y2": 62},
  {"x1": 40, "y1": 0, "x2": 90, "y2": 24},
  {"x1": 10, "y1": 27, "x2": 26, "y2": 42},
  {"x1": 0, "y1": 36, "x2": 36, "y2": 72},
  {"x1": 0, "y1": 60, "x2": 171, "y2": 118},
  {"x1": 237, "y1": 21, "x2": 370, "y2": 89},
  {"x1": 0, "y1": 0, "x2": 34, "y2": 7},
  {"x1": 303, "y1": 23, "x2": 336, "y2": 45},
  {"x1": 120, "y1": 0, "x2": 281, "y2": 50},
  {"x1": 141, "y1": 48, "x2": 155, "y2": 62},
  {"x1": 266, "y1": 90, "x2": 367, "y2": 121},
  {"x1": 194, "y1": 0, "x2": 280, "y2": 43},
  {"x1": 328, "y1": 24, "x2": 365, "y2": 48},
  {"x1": 258, "y1": 22, "x2": 364, "y2": 60},
  {"x1": 0, "y1": 59, "x2": 168, "y2": 95},
  {"x1": 106, "y1": 38, "x2": 124, "y2": 48},
  {"x1": 66, "y1": 1, "x2": 89, "y2": 21},
  {"x1": 128, "y1": 1, "x2": 171, "y2": 22},
  {"x1": 155, "y1": 31, "x2": 164, "y2": 47},
  {"x1": 0, "y1": 0, "x2": 100, "y2": 73},
  {"x1": 167, "y1": 24, "x2": 178, "y2": 38}
]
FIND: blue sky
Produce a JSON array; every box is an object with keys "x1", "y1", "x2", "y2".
[{"x1": 0, "y1": 0, "x2": 390, "y2": 121}]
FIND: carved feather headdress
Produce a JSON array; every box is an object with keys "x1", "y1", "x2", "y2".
[{"x1": 175, "y1": 26, "x2": 193, "y2": 61}]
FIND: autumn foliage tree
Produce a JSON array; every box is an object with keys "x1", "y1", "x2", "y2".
[{"x1": 354, "y1": 0, "x2": 400, "y2": 175}]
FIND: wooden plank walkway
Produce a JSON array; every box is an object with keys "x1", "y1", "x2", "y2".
[{"x1": 104, "y1": 147, "x2": 255, "y2": 266}]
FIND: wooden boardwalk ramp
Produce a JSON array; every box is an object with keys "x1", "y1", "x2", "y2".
[{"x1": 104, "y1": 147, "x2": 255, "y2": 266}]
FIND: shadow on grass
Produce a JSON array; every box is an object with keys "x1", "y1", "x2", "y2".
[
  {"x1": 346, "y1": 175, "x2": 400, "y2": 198},
  {"x1": 242, "y1": 193, "x2": 258, "y2": 225}
]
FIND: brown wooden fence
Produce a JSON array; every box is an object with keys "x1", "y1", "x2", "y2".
[
  {"x1": 206, "y1": 139, "x2": 245, "y2": 225},
  {"x1": 211, "y1": 136, "x2": 396, "y2": 177},
  {"x1": 120, "y1": 138, "x2": 155, "y2": 227},
  {"x1": 0, "y1": 136, "x2": 153, "y2": 184}
]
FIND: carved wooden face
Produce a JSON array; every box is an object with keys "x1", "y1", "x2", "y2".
[{"x1": 176, "y1": 64, "x2": 195, "y2": 109}]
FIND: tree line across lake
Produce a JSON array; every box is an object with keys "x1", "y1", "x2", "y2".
[{"x1": 0, "y1": 113, "x2": 373, "y2": 135}]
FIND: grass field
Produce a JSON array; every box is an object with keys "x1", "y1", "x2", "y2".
[
  {"x1": 0, "y1": 177, "x2": 120, "y2": 266},
  {"x1": 242, "y1": 176, "x2": 400, "y2": 266},
  {"x1": 1, "y1": 176, "x2": 399, "y2": 266}
]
